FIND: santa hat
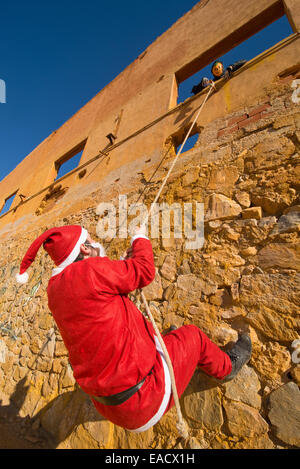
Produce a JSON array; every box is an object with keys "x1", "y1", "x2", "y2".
[{"x1": 16, "y1": 225, "x2": 88, "y2": 284}]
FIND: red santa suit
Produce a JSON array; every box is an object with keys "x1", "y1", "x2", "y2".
[{"x1": 16, "y1": 225, "x2": 232, "y2": 432}]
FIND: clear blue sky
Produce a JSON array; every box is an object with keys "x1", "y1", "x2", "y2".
[{"x1": 0, "y1": 0, "x2": 294, "y2": 187}]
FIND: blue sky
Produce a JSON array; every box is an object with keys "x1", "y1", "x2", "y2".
[{"x1": 0, "y1": 0, "x2": 294, "y2": 197}]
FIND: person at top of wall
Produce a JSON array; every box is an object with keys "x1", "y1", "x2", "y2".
[{"x1": 191, "y1": 59, "x2": 247, "y2": 95}]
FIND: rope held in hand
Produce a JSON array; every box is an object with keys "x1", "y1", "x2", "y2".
[{"x1": 139, "y1": 83, "x2": 215, "y2": 439}]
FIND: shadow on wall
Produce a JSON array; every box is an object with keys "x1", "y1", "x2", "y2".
[
  {"x1": 0, "y1": 377, "x2": 107, "y2": 449},
  {"x1": 0, "y1": 367, "x2": 224, "y2": 448}
]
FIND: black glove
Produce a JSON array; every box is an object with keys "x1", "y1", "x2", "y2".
[
  {"x1": 192, "y1": 77, "x2": 211, "y2": 95},
  {"x1": 225, "y1": 60, "x2": 247, "y2": 79},
  {"x1": 224, "y1": 67, "x2": 232, "y2": 79},
  {"x1": 191, "y1": 83, "x2": 201, "y2": 95}
]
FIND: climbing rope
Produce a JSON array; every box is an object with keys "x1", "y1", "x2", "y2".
[
  {"x1": 139, "y1": 82, "x2": 216, "y2": 440},
  {"x1": 6, "y1": 83, "x2": 215, "y2": 441}
]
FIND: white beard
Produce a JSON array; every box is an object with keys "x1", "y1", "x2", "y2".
[{"x1": 91, "y1": 242, "x2": 106, "y2": 257}]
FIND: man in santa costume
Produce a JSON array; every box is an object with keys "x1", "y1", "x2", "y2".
[{"x1": 16, "y1": 224, "x2": 251, "y2": 432}]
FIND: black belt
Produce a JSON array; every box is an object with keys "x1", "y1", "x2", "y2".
[{"x1": 91, "y1": 368, "x2": 153, "y2": 406}]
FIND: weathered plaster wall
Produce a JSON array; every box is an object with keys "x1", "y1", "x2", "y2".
[
  {"x1": 0, "y1": 0, "x2": 299, "y2": 450},
  {"x1": 0, "y1": 0, "x2": 295, "y2": 229}
]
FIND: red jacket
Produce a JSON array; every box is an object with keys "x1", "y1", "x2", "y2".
[{"x1": 47, "y1": 238, "x2": 168, "y2": 429}]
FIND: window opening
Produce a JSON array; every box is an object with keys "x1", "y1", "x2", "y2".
[{"x1": 177, "y1": 15, "x2": 294, "y2": 104}]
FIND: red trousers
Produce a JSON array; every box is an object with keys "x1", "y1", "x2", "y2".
[
  {"x1": 163, "y1": 324, "x2": 232, "y2": 414},
  {"x1": 92, "y1": 324, "x2": 232, "y2": 430}
]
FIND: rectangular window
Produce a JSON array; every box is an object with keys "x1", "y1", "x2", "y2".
[
  {"x1": 176, "y1": 132, "x2": 199, "y2": 154},
  {"x1": 0, "y1": 191, "x2": 18, "y2": 216},
  {"x1": 176, "y1": 14, "x2": 294, "y2": 104},
  {"x1": 166, "y1": 130, "x2": 200, "y2": 158},
  {"x1": 55, "y1": 141, "x2": 86, "y2": 181}
]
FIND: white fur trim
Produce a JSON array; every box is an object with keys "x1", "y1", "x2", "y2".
[
  {"x1": 99, "y1": 244, "x2": 106, "y2": 257},
  {"x1": 127, "y1": 336, "x2": 171, "y2": 433},
  {"x1": 90, "y1": 242, "x2": 106, "y2": 257},
  {"x1": 51, "y1": 227, "x2": 88, "y2": 277},
  {"x1": 16, "y1": 271, "x2": 29, "y2": 284}
]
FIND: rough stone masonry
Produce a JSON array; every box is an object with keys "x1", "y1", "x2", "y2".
[{"x1": 0, "y1": 77, "x2": 299, "y2": 448}]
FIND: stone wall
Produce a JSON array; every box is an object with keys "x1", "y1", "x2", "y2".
[{"x1": 0, "y1": 77, "x2": 299, "y2": 449}]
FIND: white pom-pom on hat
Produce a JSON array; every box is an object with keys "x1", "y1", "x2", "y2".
[
  {"x1": 15, "y1": 271, "x2": 29, "y2": 284},
  {"x1": 16, "y1": 225, "x2": 88, "y2": 284}
]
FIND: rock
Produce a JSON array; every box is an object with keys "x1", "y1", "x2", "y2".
[
  {"x1": 30, "y1": 337, "x2": 43, "y2": 355},
  {"x1": 177, "y1": 273, "x2": 218, "y2": 296},
  {"x1": 224, "y1": 365, "x2": 261, "y2": 409},
  {"x1": 205, "y1": 194, "x2": 242, "y2": 222},
  {"x1": 41, "y1": 388, "x2": 85, "y2": 442},
  {"x1": 61, "y1": 364, "x2": 76, "y2": 388},
  {"x1": 192, "y1": 260, "x2": 241, "y2": 288},
  {"x1": 239, "y1": 273, "x2": 300, "y2": 341},
  {"x1": 258, "y1": 242, "x2": 300, "y2": 270},
  {"x1": 163, "y1": 284, "x2": 175, "y2": 301},
  {"x1": 270, "y1": 207, "x2": 300, "y2": 236},
  {"x1": 268, "y1": 382, "x2": 300, "y2": 446},
  {"x1": 55, "y1": 341, "x2": 68, "y2": 357},
  {"x1": 240, "y1": 246, "x2": 257, "y2": 257},
  {"x1": 113, "y1": 420, "x2": 154, "y2": 449},
  {"x1": 207, "y1": 167, "x2": 239, "y2": 195},
  {"x1": 175, "y1": 185, "x2": 193, "y2": 200},
  {"x1": 230, "y1": 282, "x2": 239, "y2": 301},
  {"x1": 82, "y1": 420, "x2": 113, "y2": 448},
  {"x1": 188, "y1": 436, "x2": 209, "y2": 449},
  {"x1": 291, "y1": 365, "x2": 300, "y2": 386},
  {"x1": 41, "y1": 329, "x2": 56, "y2": 359},
  {"x1": 52, "y1": 358, "x2": 63, "y2": 374},
  {"x1": 273, "y1": 115, "x2": 294, "y2": 129},
  {"x1": 214, "y1": 325, "x2": 238, "y2": 345},
  {"x1": 183, "y1": 383, "x2": 223, "y2": 431},
  {"x1": 36, "y1": 356, "x2": 52, "y2": 372},
  {"x1": 224, "y1": 228, "x2": 240, "y2": 241},
  {"x1": 234, "y1": 190, "x2": 251, "y2": 208},
  {"x1": 188, "y1": 304, "x2": 218, "y2": 336},
  {"x1": 182, "y1": 167, "x2": 199, "y2": 187},
  {"x1": 224, "y1": 401, "x2": 269, "y2": 438},
  {"x1": 208, "y1": 220, "x2": 222, "y2": 231},
  {"x1": 242, "y1": 207, "x2": 262, "y2": 220},
  {"x1": 251, "y1": 192, "x2": 289, "y2": 215},
  {"x1": 284, "y1": 204, "x2": 300, "y2": 214},
  {"x1": 242, "y1": 265, "x2": 255, "y2": 275},
  {"x1": 163, "y1": 311, "x2": 185, "y2": 330},
  {"x1": 209, "y1": 248, "x2": 245, "y2": 267},
  {"x1": 234, "y1": 434, "x2": 274, "y2": 449},
  {"x1": 160, "y1": 255, "x2": 177, "y2": 281},
  {"x1": 0, "y1": 340, "x2": 8, "y2": 363},
  {"x1": 209, "y1": 289, "x2": 232, "y2": 307},
  {"x1": 258, "y1": 216, "x2": 277, "y2": 229},
  {"x1": 244, "y1": 136, "x2": 295, "y2": 174},
  {"x1": 143, "y1": 269, "x2": 163, "y2": 300},
  {"x1": 161, "y1": 237, "x2": 176, "y2": 249},
  {"x1": 251, "y1": 341, "x2": 291, "y2": 383},
  {"x1": 221, "y1": 306, "x2": 245, "y2": 319},
  {"x1": 178, "y1": 258, "x2": 191, "y2": 275}
]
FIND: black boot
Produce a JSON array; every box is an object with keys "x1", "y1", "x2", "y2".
[{"x1": 221, "y1": 334, "x2": 252, "y2": 383}]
